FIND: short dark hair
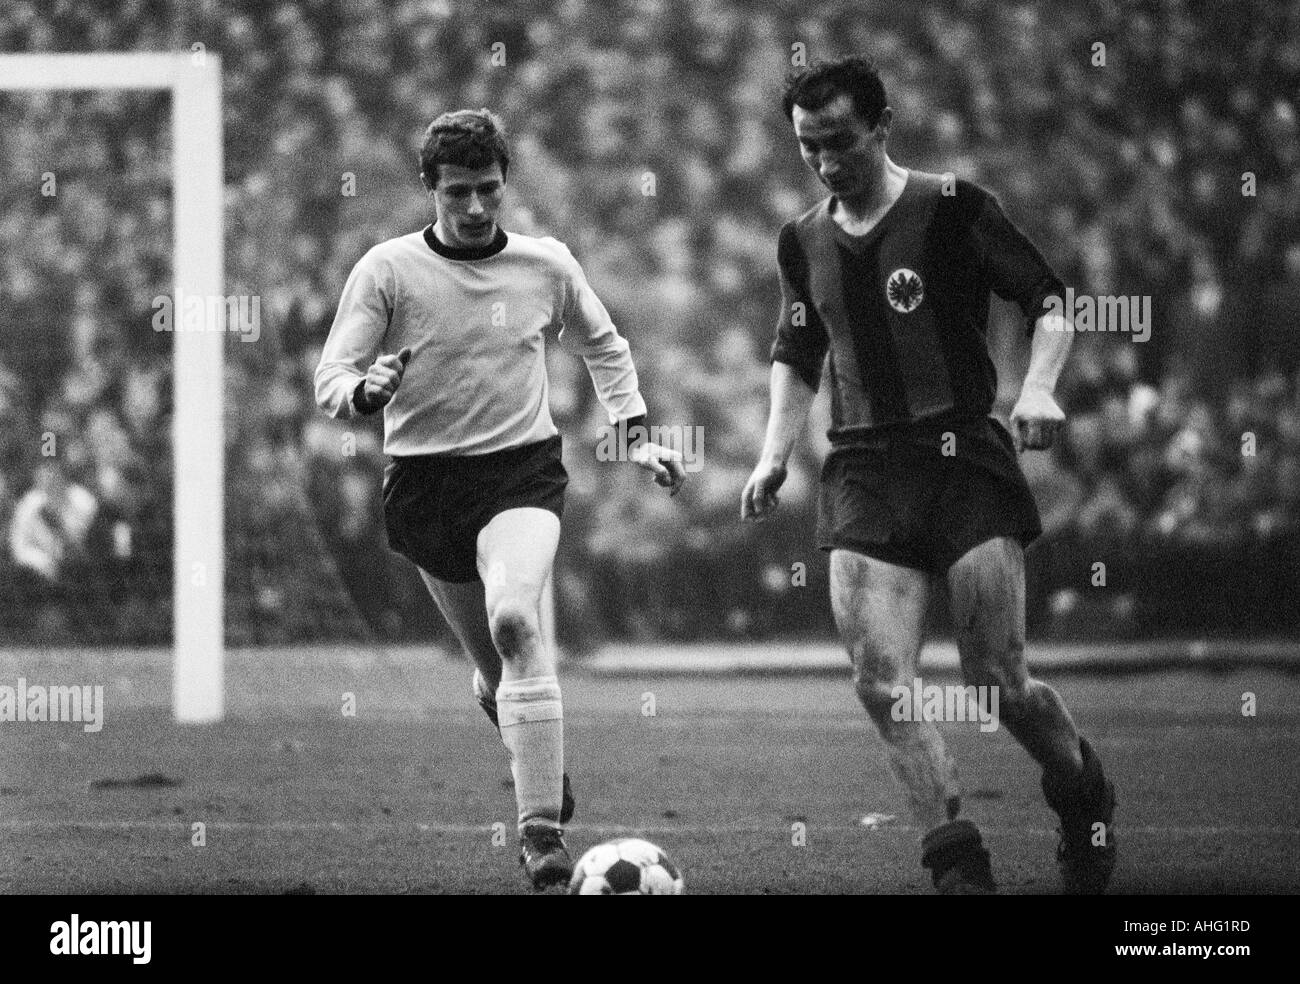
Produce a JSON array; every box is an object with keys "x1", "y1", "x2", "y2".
[
  {"x1": 782, "y1": 56, "x2": 888, "y2": 127},
  {"x1": 419, "y1": 109, "x2": 511, "y2": 187}
]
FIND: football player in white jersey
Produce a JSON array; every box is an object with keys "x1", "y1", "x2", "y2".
[{"x1": 317, "y1": 109, "x2": 684, "y2": 889}]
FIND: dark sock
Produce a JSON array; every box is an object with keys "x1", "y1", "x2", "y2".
[
  {"x1": 921, "y1": 819, "x2": 995, "y2": 890},
  {"x1": 472, "y1": 670, "x2": 500, "y2": 730},
  {"x1": 477, "y1": 693, "x2": 500, "y2": 730},
  {"x1": 1044, "y1": 737, "x2": 1112, "y2": 817}
]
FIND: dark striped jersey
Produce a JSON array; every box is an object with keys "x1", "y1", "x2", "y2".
[{"x1": 771, "y1": 171, "x2": 1064, "y2": 446}]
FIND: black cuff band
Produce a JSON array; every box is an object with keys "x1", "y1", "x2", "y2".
[
  {"x1": 618, "y1": 414, "x2": 648, "y2": 453},
  {"x1": 352, "y1": 380, "x2": 379, "y2": 415}
]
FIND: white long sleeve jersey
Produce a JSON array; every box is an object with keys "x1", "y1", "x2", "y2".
[{"x1": 315, "y1": 225, "x2": 647, "y2": 456}]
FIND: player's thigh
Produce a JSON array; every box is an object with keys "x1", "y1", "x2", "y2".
[
  {"x1": 946, "y1": 535, "x2": 1029, "y2": 687},
  {"x1": 829, "y1": 547, "x2": 930, "y2": 690},
  {"x1": 476, "y1": 506, "x2": 561, "y2": 614},
  {"x1": 418, "y1": 569, "x2": 500, "y2": 675}
]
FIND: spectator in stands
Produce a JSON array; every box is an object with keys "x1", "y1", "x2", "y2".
[{"x1": 9, "y1": 460, "x2": 98, "y2": 583}]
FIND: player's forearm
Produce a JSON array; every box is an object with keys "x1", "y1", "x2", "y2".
[
  {"x1": 1021, "y1": 312, "x2": 1073, "y2": 395},
  {"x1": 314, "y1": 312, "x2": 383, "y2": 419},
  {"x1": 556, "y1": 257, "x2": 649, "y2": 423},
  {"x1": 314, "y1": 360, "x2": 368, "y2": 419},
  {"x1": 578, "y1": 340, "x2": 648, "y2": 424},
  {"x1": 759, "y1": 361, "x2": 816, "y2": 466},
  {"x1": 317, "y1": 257, "x2": 393, "y2": 418}
]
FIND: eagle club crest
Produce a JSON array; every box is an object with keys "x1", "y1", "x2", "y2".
[{"x1": 886, "y1": 268, "x2": 924, "y2": 313}]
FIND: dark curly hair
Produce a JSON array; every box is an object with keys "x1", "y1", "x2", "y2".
[
  {"x1": 782, "y1": 56, "x2": 888, "y2": 128},
  {"x1": 419, "y1": 109, "x2": 511, "y2": 187}
]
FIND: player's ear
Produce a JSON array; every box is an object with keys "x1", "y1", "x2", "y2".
[
  {"x1": 419, "y1": 170, "x2": 432, "y2": 193},
  {"x1": 873, "y1": 106, "x2": 893, "y2": 140}
]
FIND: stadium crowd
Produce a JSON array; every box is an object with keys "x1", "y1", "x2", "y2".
[{"x1": 1, "y1": 0, "x2": 1297, "y2": 644}]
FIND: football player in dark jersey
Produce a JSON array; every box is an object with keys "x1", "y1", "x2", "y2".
[{"x1": 742, "y1": 57, "x2": 1116, "y2": 894}]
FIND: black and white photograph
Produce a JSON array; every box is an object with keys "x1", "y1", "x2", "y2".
[{"x1": 0, "y1": 0, "x2": 1293, "y2": 952}]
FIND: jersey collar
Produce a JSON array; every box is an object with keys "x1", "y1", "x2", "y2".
[
  {"x1": 423, "y1": 224, "x2": 508, "y2": 260},
  {"x1": 825, "y1": 171, "x2": 914, "y2": 250}
]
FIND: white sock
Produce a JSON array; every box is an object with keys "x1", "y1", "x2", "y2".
[{"x1": 496, "y1": 675, "x2": 564, "y2": 833}]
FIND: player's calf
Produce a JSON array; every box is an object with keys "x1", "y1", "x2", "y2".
[
  {"x1": 962, "y1": 660, "x2": 1086, "y2": 777},
  {"x1": 497, "y1": 674, "x2": 567, "y2": 843},
  {"x1": 474, "y1": 670, "x2": 576, "y2": 823},
  {"x1": 854, "y1": 673, "x2": 960, "y2": 829}
]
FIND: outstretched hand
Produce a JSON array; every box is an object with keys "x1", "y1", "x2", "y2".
[{"x1": 631, "y1": 442, "x2": 687, "y2": 496}]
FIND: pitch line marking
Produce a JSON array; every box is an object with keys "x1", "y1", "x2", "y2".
[{"x1": 0, "y1": 821, "x2": 1296, "y2": 836}]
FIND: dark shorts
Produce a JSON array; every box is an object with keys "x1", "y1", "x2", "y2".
[
  {"x1": 382, "y1": 435, "x2": 568, "y2": 583},
  {"x1": 817, "y1": 415, "x2": 1042, "y2": 574}
]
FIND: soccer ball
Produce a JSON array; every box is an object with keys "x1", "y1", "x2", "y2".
[{"x1": 568, "y1": 838, "x2": 685, "y2": 895}]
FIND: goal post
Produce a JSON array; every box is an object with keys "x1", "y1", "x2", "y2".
[{"x1": 0, "y1": 53, "x2": 225, "y2": 723}]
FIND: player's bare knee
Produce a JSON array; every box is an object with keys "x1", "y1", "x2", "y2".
[
  {"x1": 488, "y1": 600, "x2": 539, "y2": 660},
  {"x1": 857, "y1": 680, "x2": 903, "y2": 730},
  {"x1": 963, "y1": 661, "x2": 1034, "y2": 724},
  {"x1": 954, "y1": 593, "x2": 1025, "y2": 674},
  {"x1": 957, "y1": 627, "x2": 1024, "y2": 675},
  {"x1": 959, "y1": 657, "x2": 998, "y2": 693},
  {"x1": 850, "y1": 650, "x2": 906, "y2": 725}
]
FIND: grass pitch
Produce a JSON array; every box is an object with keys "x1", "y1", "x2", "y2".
[{"x1": 2, "y1": 645, "x2": 1297, "y2": 894}]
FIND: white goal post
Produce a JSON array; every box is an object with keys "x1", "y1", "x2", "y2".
[{"x1": 0, "y1": 53, "x2": 225, "y2": 723}]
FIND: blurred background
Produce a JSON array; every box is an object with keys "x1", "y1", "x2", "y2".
[{"x1": 1, "y1": 0, "x2": 1297, "y2": 652}]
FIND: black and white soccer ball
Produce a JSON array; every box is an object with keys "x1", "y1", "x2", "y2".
[{"x1": 568, "y1": 838, "x2": 685, "y2": 895}]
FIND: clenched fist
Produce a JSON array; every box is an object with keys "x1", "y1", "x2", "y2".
[
  {"x1": 356, "y1": 347, "x2": 411, "y2": 413},
  {"x1": 1009, "y1": 384, "x2": 1065, "y2": 453}
]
